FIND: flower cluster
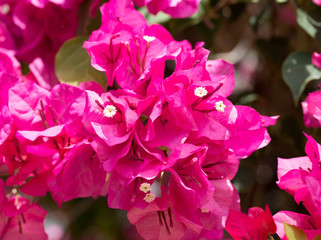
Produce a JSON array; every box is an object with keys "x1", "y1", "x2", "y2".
[
  {"x1": 132, "y1": 0, "x2": 202, "y2": 18},
  {"x1": 302, "y1": 53, "x2": 321, "y2": 128},
  {"x1": 0, "y1": 0, "x2": 283, "y2": 239},
  {"x1": 0, "y1": 0, "x2": 85, "y2": 89},
  {"x1": 274, "y1": 134, "x2": 321, "y2": 239}
]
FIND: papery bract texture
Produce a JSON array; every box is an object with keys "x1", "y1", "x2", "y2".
[
  {"x1": 0, "y1": 179, "x2": 48, "y2": 240},
  {"x1": 276, "y1": 134, "x2": 321, "y2": 236},
  {"x1": 225, "y1": 205, "x2": 276, "y2": 240},
  {"x1": 133, "y1": 0, "x2": 202, "y2": 18},
  {"x1": 302, "y1": 90, "x2": 321, "y2": 128}
]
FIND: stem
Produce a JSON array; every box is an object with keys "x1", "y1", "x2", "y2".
[
  {"x1": 0, "y1": 218, "x2": 11, "y2": 240},
  {"x1": 269, "y1": 233, "x2": 275, "y2": 240}
]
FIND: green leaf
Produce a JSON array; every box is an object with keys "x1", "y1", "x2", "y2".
[
  {"x1": 138, "y1": 6, "x2": 171, "y2": 25},
  {"x1": 296, "y1": 8, "x2": 321, "y2": 45},
  {"x1": 284, "y1": 222, "x2": 307, "y2": 240},
  {"x1": 313, "y1": 235, "x2": 321, "y2": 240},
  {"x1": 282, "y1": 51, "x2": 321, "y2": 104},
  {"x1": 55, "y1": 36, "x2": 106, "y2": 88},
  {"x1": 139, "y1": 114, "x2": 149, "y2": 125},
  {"x1": 157, "y1": 146, "x2": 172, "y2": 157}
]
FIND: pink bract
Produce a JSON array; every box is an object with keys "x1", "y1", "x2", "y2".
[
  {"x1": 84, "y1": 0, "x2": 191, "y2": 88},
  {"x1": 312, "y1": 52, "x2": 321, "y2": 69},
  {"x1": 4, "y1": 81, "x2": 108, "y2": 205},
  {"x1": 302, "y1": 90, "x2": 321, "y2": 128},
  {"x1": 0, "y1": 179, "x2": 48, "y2": 240},
  {"x1": 0, "y1": 0, "x2": 81, "y2": 89},
  {"x1": 274, "y1": 211, "x2": 321, "y2": 240},
  {"x1": 225, "y1": 205, "x2": 276, "y2": 240},
  {"x1": 277, "y1": 134, "x2": 321, "y2": 233},
  {"x1": 133, "y1": 0, "x2": 202, "y2": 18},
  {"x1": 313, "y1": 0, "x2": 321, "y2": 7}
]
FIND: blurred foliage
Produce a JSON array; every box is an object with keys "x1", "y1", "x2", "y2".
[
  {"x1": 55, "y1": 36, "x2": 107, "y2": 89},
  {"x1": 282, "y1": 51, "x2": 321, "y2": 104},
  {"x1": 51, "y1": 0, "x2": 321, "y2": 239}
]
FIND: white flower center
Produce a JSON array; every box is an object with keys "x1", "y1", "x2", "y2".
[
  {"x1": 144, "y1": 192, "x2": 156, "y2": 203},
  {"x1": 194, "y1": 87, "x2": 208, "y2": 98},
  {"x1": 103, "y1": 105, "x2": 117, "y2": 118},
  {"x1": 143, "y1": 35, "x2": 156, "y2": 42},
  {"x1": 139, "y1": 182, "x2": 151, "y2": 193},
  {"x1": 215, "y1": 101, "x2": 226, "y2": 112},
  {"x1": 1, "y1": 4, "x2": 10, "y2": 15},
  {"x1": 201, "y1": 208, "x2": 209, "y2": 213}
]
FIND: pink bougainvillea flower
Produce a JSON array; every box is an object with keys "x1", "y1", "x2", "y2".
[
  {"x1": 133, "y1": 0, "x2": 202, "y2": 18},
  {"x1": 0, "y1": 50, "x2": 21, "y2": 146},
  {"x1": 0, "y1": 0, "x2": 81, "y2": 89},
  {"x1": 312, "y1": 52, "x2": 321, "y2": 69},
  {"x1": 313, "y1": 0, "x2": 321, "y2": 7},
  {"x1": 116, "y1": 141, "x2": 240, "y2": 239},
  {"x1": 225, "y1": 205, "x2": 276, "y2": 240},
  {"x1": 4, "y1": 81, "x2": 108, "y2": 205},
  {"x1": 0, "y1": 180, "x2": 48, "y2": 240},
  {"x1": 163, "y1": 43, "x2": 276, "y2": 159},
  {"x1": 302, "y1": 90, "x2": 321, "y2": 128},
  {"x1": 27, "y1": 0, "x2": 83, "y2": 9},
  {"x1": 277, "y1": 134, "x2": 321, "y2": 230},
  {"x1": 274, "y1": 211, "x2": 321, "y2": 240},
  {"x1": 84, "y1": 0, "x2": 191, "y2": 88}
]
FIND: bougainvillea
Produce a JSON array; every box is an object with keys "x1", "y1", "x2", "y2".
[
  {"x1": 275, "y1": 134, "x2": 321, "y2": 239},
  {"x1": 1, "y1": 0, "x2": 321, "y2": 239}
]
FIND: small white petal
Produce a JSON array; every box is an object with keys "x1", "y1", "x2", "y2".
[
  {"x1": 103, "y1": 105, "x2": 117, "y2": 118},
  {"x1": 144, "y1": 192, "x2": 156, "y2": 203},
  {"x1": 139, "y1": 182, "x2": 151, "y2": 193},
  {"x1": 215, "y1": 101, "x2": 226, "y2": 112},
  {"x1": 1, "y1": 4, "x2": 10, "y2": 15},
  {"x1": 201, "y1": 208, "x2": 209, "y2": 213},
  {"x1": 194, "y1": 87, "x2": 208, "y2": 98},
  {"x1": 143, "y1": 35, "x2": 156, "y2": 42}
]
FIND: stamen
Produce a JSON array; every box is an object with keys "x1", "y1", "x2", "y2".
[
  {"x1": 142, "y1": 36, "x2": 154, "y2": 71},
  {"x1": 49, "y1": 106, "x2": 57, "y2": 125},
  {"x1": 0, "y1": 218, "x2": 11, "y2": 239},
  {"x1": 124, "y1": 41, "x2": 139, "y2": 77},
  {"x1": 194, "y1": 87, "x2": 208, "y2": 98},
  {"x1": 21, "y1": 214, "x2": 26, "y2": 224},
  {"x1": 103, "y1": 105, "x2": 117, "y2": 118},
  {"x1": 18, "y1": 215, "x2": 22, "y2": 234},
  {"x1": 109, "y1": 33, "x2": 120, "y2": 62},
  {"x1": 134, "y1": 37, "x2": 142, "y2": 75},
  {"x1": 161, "y1": 211, "x2": 171, "y2": 234},
  {"x1": 168, "y1": 208, "x2": 173, "y2": 227},
  {"x1": 157, "y1": 211, "x2": 163, "y2": 226},
  {"x1": 39, "y1": 100, "x2": 49, "y2": 129},
  {"x1": 139, "y1": 182, "x2": 151, "y2": 193}
]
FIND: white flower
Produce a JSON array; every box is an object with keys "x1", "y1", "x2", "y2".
[
  {"x1": 143, "y1": 35, "x2": 156, "y2": 42},
  {"x1": 144, "y1": 192, "x2": 156, "y2": 203},
  {"x1": 194, "y1": 87, "x2": 208, "y2": 98},
  {"x1": 1, "y1": 4, "x2": 10, "y2": 15},
  {"x1": 103, "y1": 105, "x2": 117, "y2": 118},
  {"x1": 201, "y1": 208, "x2": 209, "y2": 213},
  {"x1": 139, "y1": 182, "x2": 151, "y2": 193},
  {"x1": 215, "y1": 101, "x2": 226, "y2": 112}
]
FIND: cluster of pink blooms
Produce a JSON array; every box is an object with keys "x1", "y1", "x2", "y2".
[
  {"x1": 302, "y1": 52, "x2": 321, "y2": 128},
  {"x1": 274, "y1": 133, "x2": 321, "y2": 239},
  {"x1": 0, "y1": 0, "x2": 320, "y2": 239}
]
